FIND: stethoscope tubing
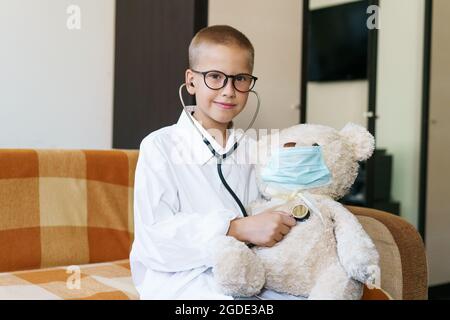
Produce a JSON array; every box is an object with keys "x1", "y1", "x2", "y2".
[{"x1": 178, "y1": 83, "x2": 260, "y2": 219}]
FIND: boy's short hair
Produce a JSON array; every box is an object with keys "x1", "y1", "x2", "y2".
[{"x1": 189, "y1": 25, "x2": 255, "y2": 71}]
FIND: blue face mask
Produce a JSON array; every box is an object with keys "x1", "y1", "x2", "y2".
[{"x1": 260, "y1": 146, "x2": 332, "y2": 191}]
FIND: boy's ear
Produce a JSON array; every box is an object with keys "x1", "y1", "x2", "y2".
[{"x1": 185, "y1": 69, "x2": 196, "y2": 95}]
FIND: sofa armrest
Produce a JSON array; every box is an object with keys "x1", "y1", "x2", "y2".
[{"x1": 346, "y1": 205, "x2": 428, "y2": 300}]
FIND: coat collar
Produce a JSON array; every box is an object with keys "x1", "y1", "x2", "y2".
[{"x1": 175, "y1": 106, "x2": 242, "y2": 166}]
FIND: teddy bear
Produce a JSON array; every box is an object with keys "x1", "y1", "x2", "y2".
[{"x1": 209, "y1": 123, "x2": 380, "y2": 300}]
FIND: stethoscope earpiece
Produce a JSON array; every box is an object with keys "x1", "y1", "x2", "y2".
[{"x1": 178, "y1": 83, "x2": 260, "y2": 137}]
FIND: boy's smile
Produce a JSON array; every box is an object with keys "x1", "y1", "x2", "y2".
[
  {"x1": 213, "y1": 101, "x2": 237, "y2": 110},
  {"x1": 185, "y1": 44, "x2": 254, "y2": 144}
]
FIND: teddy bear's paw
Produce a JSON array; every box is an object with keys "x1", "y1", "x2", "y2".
[
  {"x1": 211, "y1": 237, "x2": 265, "y2": 297},
  {"x1": 340, "y1": 242, "x2": 380, "y2": 282},
  {"x1": 209, "y1": 235, "x2": 246, "y2": 265},
  {"x1": 349, "y1": 263, "x2": 381, "y2": 285},
  {"x1": 364, "y1": 265, "x2": 381, "y2": 289}
]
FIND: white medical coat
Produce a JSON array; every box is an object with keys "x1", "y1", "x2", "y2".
[{"x1": 129, "y1": 106, "x2": 261, "y2": 299}]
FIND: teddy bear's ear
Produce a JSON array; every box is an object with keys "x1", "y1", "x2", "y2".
[{"x1": 340, "y1": 123, "x2": 375, "y2": 161}]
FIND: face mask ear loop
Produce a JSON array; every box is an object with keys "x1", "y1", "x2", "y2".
[{"x1": 297, "y1": 192, "x2": 325, "y2": 225}]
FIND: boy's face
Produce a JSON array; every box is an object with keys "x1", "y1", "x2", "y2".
[{"x1": 185, "y1": 44, "x2": 252, "y2": 130}]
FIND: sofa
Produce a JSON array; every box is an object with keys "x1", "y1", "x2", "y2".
[{"x1": 0, "y1": 149, "x2": 428, "y2": 300}]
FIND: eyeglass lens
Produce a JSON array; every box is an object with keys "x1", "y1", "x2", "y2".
[{"x1": 204, "y1": 71, "x2": 255, "y2": 92}]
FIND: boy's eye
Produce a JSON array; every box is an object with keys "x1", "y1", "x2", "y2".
[
  {"x1": 235, "y1": 75, "x2": 249, "y2": 82},
  {"x1": 207, "y1": 72, "x2": 224, "y2": 80}
]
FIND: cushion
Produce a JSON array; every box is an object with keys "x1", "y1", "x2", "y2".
[{"x1": 0, "y1": 149, "x2": 138, "y2": 273}]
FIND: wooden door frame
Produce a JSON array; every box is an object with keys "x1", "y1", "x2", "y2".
[
  {"x1": 365, "y1": 0, "x2": 379, "y2": 209},
  {"x1": 418, "y1": 0, "x2": 433, "y2": 241},
  {"x1": 300, "y1": 0, "x2": 309, "y2": 124}
]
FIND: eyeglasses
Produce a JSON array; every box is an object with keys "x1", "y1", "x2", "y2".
[{"x1": 191, "y1": 69, "x2": 258, "y2": 93}]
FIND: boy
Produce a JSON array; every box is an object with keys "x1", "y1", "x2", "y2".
[{"x1": 130, "y1": 25, "x2": 297, "y2": 300}]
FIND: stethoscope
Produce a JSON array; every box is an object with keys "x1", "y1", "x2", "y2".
[{"x1": 178, "y1": 83, "x2": 260, "y2": 219}]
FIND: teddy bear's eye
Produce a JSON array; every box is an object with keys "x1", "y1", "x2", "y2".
[{"x1": 312, "y1": 143, "x2": 320, "y2": 146}]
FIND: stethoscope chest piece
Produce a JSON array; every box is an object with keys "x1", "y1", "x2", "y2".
[{"x1": 291, "y1": 204, "x2": 310, "y2": 222}]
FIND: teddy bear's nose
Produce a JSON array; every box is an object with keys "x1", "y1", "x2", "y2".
[{"x1": 313, "y1": 143, "x2": 320, "y2": 146}]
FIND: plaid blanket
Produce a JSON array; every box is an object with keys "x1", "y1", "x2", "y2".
[
  {"x1": 0, "y1": 259, "x2": 138, "y2": 300},
  {"x1": 0, "y1": 257, "x2": 390, "y2": 300}
]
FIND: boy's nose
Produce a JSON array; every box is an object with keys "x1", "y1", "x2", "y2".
[{"x1": 221, "y1": 79, "x2": 236, "y2": 97}]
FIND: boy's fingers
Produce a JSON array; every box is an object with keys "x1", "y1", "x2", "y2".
[
  {"x1": 280, "y1": 225, "x2": 290, "y2": 235},
  {"x1": 270, "y1": 211, "x2": 296, "y2": 227},
  {"x1": 274, "y1": 233, "x2": 283, "y2": 242},
  {"x1": 276, "y1": 211, "x2": 291, "y2": 216},
  {"x1": 267, "y1": 241, "x2": 277, "y2": 248},
  {"x1": 280, "y1": 214, "x2": 297, "y2": 227}
]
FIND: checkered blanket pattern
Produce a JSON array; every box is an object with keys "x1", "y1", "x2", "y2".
[
  {"x1": 0, "y1": 149, "x2": 138, "y2": 273},
  {"x1": 0, "y1": 259, "x2": 138, "y2": 299}
]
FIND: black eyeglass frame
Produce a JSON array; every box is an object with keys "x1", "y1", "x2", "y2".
[{"x1": 191, "y1": 69, "x2": 258, "y2": 93}]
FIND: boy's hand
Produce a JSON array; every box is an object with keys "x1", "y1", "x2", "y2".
[{"x1": 227, "y1": 210, "x2": 297, "y2": 247}]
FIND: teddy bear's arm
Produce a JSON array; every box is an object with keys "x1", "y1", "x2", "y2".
[{"x1": 324, "y1": 198, "x2": 380, "y2": 284}]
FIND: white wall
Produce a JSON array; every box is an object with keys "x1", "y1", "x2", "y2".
[
  {"x1": 307, "y1": 81, "x2": 368, "y2": 129},
  {"x1": 376, "y1": 0, "x2": 425, "y2": 227},
  {"x1": 208, "y1": 0, "x2": 301, "y2": 131},
  {"x1": 0, "y1": 0, "x2": 115, "y2": 149}
]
